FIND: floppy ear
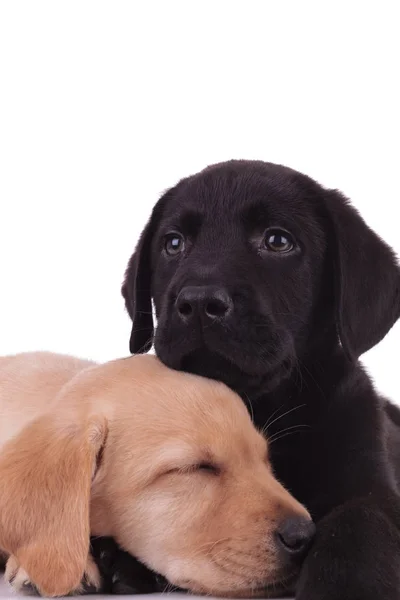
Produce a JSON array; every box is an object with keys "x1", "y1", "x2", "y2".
[
  {"x1": 325, "y1": 190, "x2": 400, "y2": 360},
  {"x1": 122, "y1": 189, "x2": 173, "y2": 355},
  {"x1": 122, "y1": 221, "x2": 155, "y2": 355},
  {"x1": 0, "y1": 413, "x2": 107, "y2": 597}
]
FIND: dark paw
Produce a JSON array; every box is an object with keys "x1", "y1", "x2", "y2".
[
  {"x1": 296, "y1": 500, "x2": 400, "y2": 600},
  {"x1": 296, "y1": 543, "x2": 400, "y2": 600},
  {"x1": 89, "y1": 536, "x2": 174, "y2": 595}
]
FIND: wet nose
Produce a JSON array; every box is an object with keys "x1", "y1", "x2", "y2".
[
  {"x1": 175, "y1": 286, "x2": 233, "y2": 323},
  {"x1": 276, "y1": 517, "x2": 315, "y2": 559}
]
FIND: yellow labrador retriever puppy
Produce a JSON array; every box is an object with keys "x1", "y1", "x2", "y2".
[{"x1": 0, "y1": 352, "x2": 313, "y2": 598}]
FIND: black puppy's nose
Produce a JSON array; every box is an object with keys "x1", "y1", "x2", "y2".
[
  {"x1": 176, "y1": 286, "x2": 233, "y2": 322},
  {"x1": 276, "y1": 517, "x2": 315, "y2": 558}
]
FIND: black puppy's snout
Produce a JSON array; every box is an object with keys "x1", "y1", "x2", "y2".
[
  {"x1": 276, "y1": 517, "x2": 315, "y2": 559},
  {"x1": 176, "y1": 286, "x2": 233, "y2": 323}
]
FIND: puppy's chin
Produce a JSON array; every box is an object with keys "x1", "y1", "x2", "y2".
[
  {"x1": 181, "y1": 349, "x2": 256, "y2": 381},
  {"x1": 156, "y1": 343, "x2": 294, "y2": 397},
  {"x1": 175, "y1": 570, "x2": 298, "y2": 598}
]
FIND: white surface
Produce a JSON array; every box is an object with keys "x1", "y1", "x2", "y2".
[
  {"x1": 0, "y1": 579, "x2": 286, "y2": 600},
  {"x1": 0, "y1": 578, "x2": 178, "y2": 598}
]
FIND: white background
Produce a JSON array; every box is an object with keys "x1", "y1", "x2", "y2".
[{"x1": 0, "y1": 0, "x2": 399, "y2": 406}]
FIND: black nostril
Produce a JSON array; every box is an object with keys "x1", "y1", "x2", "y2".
[
  {"x1": 276, "y1": 517, "x2": 315, "y2": 557},
  {"x1": 205, "y1": 300, "x2": 229, "y2": 318},
  {"x1": 178, "y1": 302, "x2": 193, "y2": 317},
  {"x1": 205, "y1": 291, "x2": 233, "y2": 319}
]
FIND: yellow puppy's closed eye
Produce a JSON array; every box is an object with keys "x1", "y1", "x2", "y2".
[
  {"x1": 148, "y1": 443, "x2": 221, "y2": 479},
  {"x1": 191, "y1": 462, "x2": 220, "y2": 475},
  {"x1": 167, "y1": 462, "x2": 221, "y2": 476}
]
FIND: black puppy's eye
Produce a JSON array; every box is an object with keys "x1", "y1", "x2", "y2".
[
  {"x1": 264, "y1": 229, "x2": 295, "y2": 253},
  {"x1": 164, "y1": 233, "x2": 185, "y2": 256}
]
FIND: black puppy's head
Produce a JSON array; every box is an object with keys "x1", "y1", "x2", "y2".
[{"x1": 122, "y1": 160, "x2": 400, "y2": 392}]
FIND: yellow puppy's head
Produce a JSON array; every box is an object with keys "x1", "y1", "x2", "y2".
[
  {"x1": 0, "y1": 353, "x2": 313, "y2": 597},
  {"x1": 92, "y1": 355, "x2": 313, "y2": 596}
]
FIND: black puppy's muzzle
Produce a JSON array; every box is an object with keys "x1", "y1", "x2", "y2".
[
  {"x1": 175, "y1": 285, "x2": 233, "y2": 324},
  {"x1": 156, "y1": 280, "x2": 296, "y2": 389}
]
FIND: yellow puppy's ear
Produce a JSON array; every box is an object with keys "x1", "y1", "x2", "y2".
[{"x1": 0, "y1": 413, "x2": 107, "y2": 597}]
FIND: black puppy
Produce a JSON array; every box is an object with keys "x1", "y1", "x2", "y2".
[{"x1": 118, "y1": 160, "x2": 400, "y2": 600}]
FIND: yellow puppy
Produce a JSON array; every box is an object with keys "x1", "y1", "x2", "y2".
[{"x1": 0, "y1": 352, "x2": 312, "y2": 597}]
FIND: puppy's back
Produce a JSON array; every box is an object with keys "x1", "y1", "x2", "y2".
[{"x1": 0, "y1": 352, "x2": 96, "y2": 450}]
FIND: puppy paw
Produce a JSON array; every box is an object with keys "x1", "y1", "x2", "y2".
[
  {"x1": 74, "y1": 554, "x2": 102, "y2": 594},
  {"x1": 5, "y1": 555, "x2": 38, "y2": 595},
  {"x1": 5, "y1": 553, "x2": 101, "y2": 597}
]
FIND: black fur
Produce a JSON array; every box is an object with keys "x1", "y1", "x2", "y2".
[
  {"x1": 116, "y1": 160, "x2": 400, "y2": 599},
  {"x1": 89, "y1": 537, "x2": 171, "y2": 595}
]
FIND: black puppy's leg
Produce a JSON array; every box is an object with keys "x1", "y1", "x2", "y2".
[
  {"x1": 88, "y1": 537, "x2": 169, "y2": 595},
  {"x1": 296, "y1": 499, "x2": 400, "y2": 600},
  {"x1": 109, "y1": 549, "x2": 171, "y2": 595}
]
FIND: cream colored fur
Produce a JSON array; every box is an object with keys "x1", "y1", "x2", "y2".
[{"x1": 0, "y1": 352, "x2": 309, "y2": 597}]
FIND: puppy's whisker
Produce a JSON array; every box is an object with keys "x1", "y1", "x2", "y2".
[
  {"x1": 295, "y1": 357, "x2": 328, "y2": 401},
  {"x1": 262, "y1": 404, "x2": 307, "y2": 434},
  {"x1": 269, "y1": 430, "x2": 308, "y2": 445},
  {"x1": 161, "y1": 581, "x2": 176, "y2": 595},
  {"x1": 261, "y1": 405, "x2": 285, "y2": 434},
  {"x1": 269, "y1": 424, "x2": 311, "y2": 445},
  {"x1": 261, "y1": 401, "x2": 302, "y2": 436},
  {"x1": 242, "y1": 391, "x2": 254, "y2": 423},
  {"x1": 190, "y1": 538, "x2": 241, "y2": 561}
]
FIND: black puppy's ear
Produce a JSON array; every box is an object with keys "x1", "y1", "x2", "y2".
[
  {"x1": 121, "y1": 190, "x2": 172, "y2": 354},
  {"x1": 122, "y1": 223, "x2": 154, "y2": 354},
  {"x1": 325, "y1": 190, "x2": 400, "y2": 360}
]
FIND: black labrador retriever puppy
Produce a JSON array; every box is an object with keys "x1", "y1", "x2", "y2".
[{"x1": 116, "y1": 160, "x2": 400, "y2": 599}]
